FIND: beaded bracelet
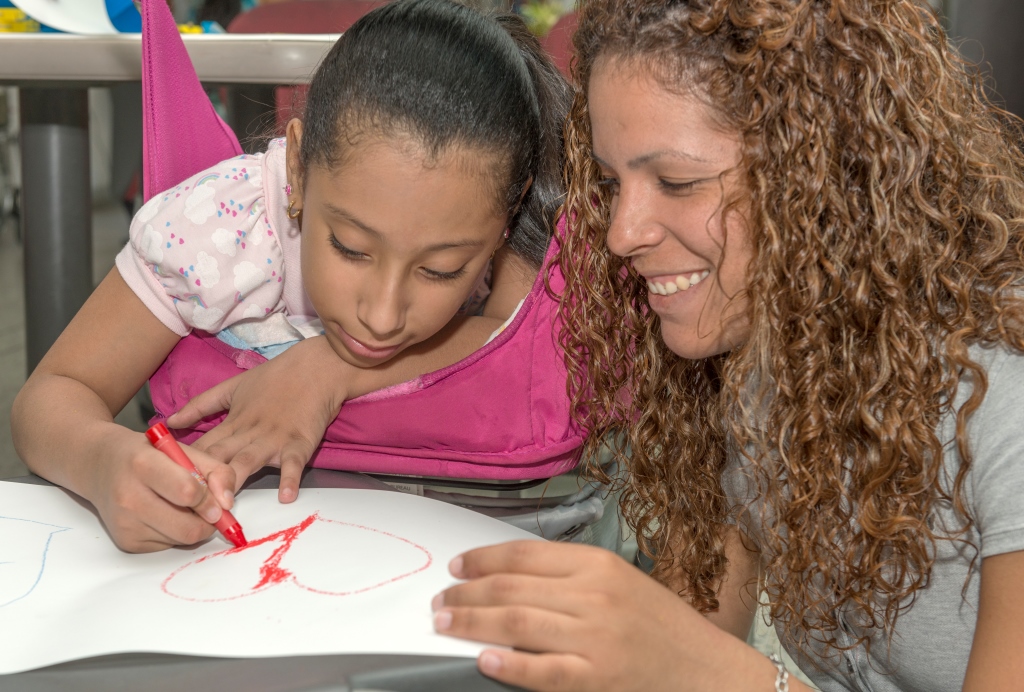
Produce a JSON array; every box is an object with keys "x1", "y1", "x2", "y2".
[{"x1": 768, "y1": 654, "x2": 790, "y2": 692}]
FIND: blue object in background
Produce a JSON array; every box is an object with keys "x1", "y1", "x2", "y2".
[{"x1": 106, "y1": 0, "x2": 142, "y2": 32}]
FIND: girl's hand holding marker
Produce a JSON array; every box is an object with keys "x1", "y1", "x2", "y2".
[{"x1": 146, "y1": 423, "x2": 247, "y2": 548}]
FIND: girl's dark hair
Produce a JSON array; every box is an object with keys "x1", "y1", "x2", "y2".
[{"x1": 300, "y1": 0, "x2": 569, "y2": 266}]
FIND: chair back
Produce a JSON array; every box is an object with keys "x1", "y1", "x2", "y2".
[
  {"x1": 226, "y1": 0, "x2": 388, "y2": 33},
  {"x1": 541, "y1": 11, "x2": 577, "y2": 77}
]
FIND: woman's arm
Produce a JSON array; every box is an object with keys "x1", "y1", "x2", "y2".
[
  {"x1": 963, "y1": 550, "x2": 1024, "y2": 689},
  {"x1": 11, "y1": 268, "x2": 234, "y2": 552}
]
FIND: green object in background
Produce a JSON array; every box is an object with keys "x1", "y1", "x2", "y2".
[{"x1": 519, "y1": 0, "x2": 566, "y2": 37}]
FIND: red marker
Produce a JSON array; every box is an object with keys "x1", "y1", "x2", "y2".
[{"x1": 145, "y1": 423, "x2": 248, "y2": 548}]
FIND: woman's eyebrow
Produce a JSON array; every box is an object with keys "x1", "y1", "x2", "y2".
[
  {"x1": 322, "y1": 202, "x2": 484, "y2": 252},
  {"x1": 592, "y1": 149, "x2": 712, "y2": 170}
]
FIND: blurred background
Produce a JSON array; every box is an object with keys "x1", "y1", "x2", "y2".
[{"x1": 0, "y1": 0, "x2": 1021, "y2": 479}]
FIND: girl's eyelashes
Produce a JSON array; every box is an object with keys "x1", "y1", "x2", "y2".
[
  {"x1": 328, "y1": 233, "x2": 367, "y2": 260},
  {"x1": 330, "y1": 232, "x2": 467, "y2": 282},
  {"x1": 423, "y1": 266, "x2": 467, "y2": 282}
]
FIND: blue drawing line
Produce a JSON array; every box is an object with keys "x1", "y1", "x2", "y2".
[{"x1": 0, "y1": 516, "x2": 71, "y2": 609}]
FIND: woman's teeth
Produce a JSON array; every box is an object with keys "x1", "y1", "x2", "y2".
[{"x1": 647, "y1": 270, "x2": 710, "y2": 296}]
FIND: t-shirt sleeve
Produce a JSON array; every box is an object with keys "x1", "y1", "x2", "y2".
[
  {"x1": 968, "y1": 347, "x2": 1024, "y2": 558},
  {"x1": 115, "y1": 155, "x2": 286, "y2": 336}
]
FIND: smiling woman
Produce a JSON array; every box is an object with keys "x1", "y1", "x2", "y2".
[{"x1": 429, "y1": 0, "x2": 1024, "y2": 690}]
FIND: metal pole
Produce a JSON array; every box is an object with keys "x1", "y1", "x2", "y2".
[{"x1": 19, "y1": 88, "x2": 92, "y2": 374}]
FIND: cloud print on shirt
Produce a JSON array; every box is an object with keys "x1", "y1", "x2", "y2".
[
  {"x1": 184, "y1": 182, "x2": 217, "y2": 224},
  {"x1": 139, "y1": 225, "x2": 164, "y2": 264},
  {"x1": 234, "y1": 261, "x2": 266, "y2": 297},
  {"x1": 194, "y1": 251, "x2": 221, "y2": 287},
  {"x1": 211, "y1": 228, "x2": 237, "y2": 257}
]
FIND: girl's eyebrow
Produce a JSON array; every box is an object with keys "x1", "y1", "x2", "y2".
[{"x1": 323, "y1": 202, "x2": 486, "y2": 252}]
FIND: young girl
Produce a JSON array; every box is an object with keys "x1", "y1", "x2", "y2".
[
  {"x1": 11, "y1": 0, "x2": 570, "y2": 554},
  {"x1": 431, "y1": 1, "x2": 1024, "y2": 690}
]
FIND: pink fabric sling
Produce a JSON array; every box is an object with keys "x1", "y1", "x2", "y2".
[{"x1": 139, "y1": 0, "x2": 583, "y2": 480}]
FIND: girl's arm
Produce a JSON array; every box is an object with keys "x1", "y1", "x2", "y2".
[
  {"x1": 11, "y1": 268, "x2": 235, "y2": 552},
  {"x1": 963, "y1": 550, "x2": 1024, "y2": 689},
  {"x1": 167, "y1": 247, "x2": 539, "y2": 501}
]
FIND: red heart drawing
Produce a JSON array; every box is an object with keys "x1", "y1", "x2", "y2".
[{"x1": 161, "y1": 512, "x2": 433, "y2": 602}]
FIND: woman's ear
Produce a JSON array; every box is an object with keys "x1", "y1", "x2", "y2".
[{"x1": 285, "y1": 118, "x2": 305, "y2": 201}]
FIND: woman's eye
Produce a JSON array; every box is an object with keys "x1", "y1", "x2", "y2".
[
  {"x1": 659, "y1": 179, "x2": 700, "y2": 194},
  {"x1": 597, "y1": 177, "x2": 620, "y2": 194},
  {"x1": 423, "y1": 267, "x2": 467, "y2": 282},
  {"x1": 329, "y1": 234, "x2": 366, "y2": 259}
]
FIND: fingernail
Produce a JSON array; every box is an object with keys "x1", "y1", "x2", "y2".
[
  {"x1": 449, "y1": 556, "x2": 464, "y2": 577},
  {"x1": 221, "y1": 489, "x2": 234, "y2": 508},
  {"x1": 280, "y1": 487, "x2": 295, "y2": 502},
  {"x1": 479, "y1": 652, "x2": 503, "y2": 675},
  {"x1": 431, "y1": 592, "x2": 444, "y2": 611},
  {"x1": 202, "y1": 504, "x2": 222, "y2": 523},
  {"x1": 433, "y1": 610, "x2": 452, "y2": 631}
]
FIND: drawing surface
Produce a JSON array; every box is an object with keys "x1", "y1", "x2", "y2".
[{"x1": 0, "y1": 484, "x2": 535, "y2": 674}]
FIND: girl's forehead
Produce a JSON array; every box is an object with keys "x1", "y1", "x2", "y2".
[{"x1": 305, "y1": 139, "x2": 506, "y2": 250}]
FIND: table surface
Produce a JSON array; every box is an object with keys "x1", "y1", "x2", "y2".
[{"x1": 0, "y1": 33, "x2": 338, "y2": 84}]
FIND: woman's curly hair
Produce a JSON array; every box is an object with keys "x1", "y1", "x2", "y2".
[{"x1": 558, "y1": 0, "x2": 1024, "y2": 656}]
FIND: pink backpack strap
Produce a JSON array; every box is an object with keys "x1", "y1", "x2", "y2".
[{"x1": 140, "y1": 0, "x2": 242, "y2": 202}]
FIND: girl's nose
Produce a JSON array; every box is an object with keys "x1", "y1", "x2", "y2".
[
  {"x1": 358, "y1": 276, "x2": 407, "y2": 340},
  {"x1": 605, "y1": 183, "x2": 664, "y2": 259}
]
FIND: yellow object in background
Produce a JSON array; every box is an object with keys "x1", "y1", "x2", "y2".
[{"x1": 0, "y1": 7, "x2": 40, "y2": 32}]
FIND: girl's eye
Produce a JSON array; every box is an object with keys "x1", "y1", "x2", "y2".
[
  {"x1": 329, "y1": 234, "x2": 366, "y2": 259},
  {"x1": 597, "y1": 177, "x2": 620, "y2": 194},
  {"x1": 659, "y1": 179, "x2": 700, "y2": 194},
  {"x1": 423, "y1": 266, "x2": 467, "y2": 282}
]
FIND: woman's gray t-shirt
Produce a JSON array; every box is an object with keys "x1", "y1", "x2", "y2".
[{"x1": 724, "y1": 344, "x2": 1024, "y2": 691}]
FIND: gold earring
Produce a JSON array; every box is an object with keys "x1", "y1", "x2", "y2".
[{"x1": 287, "y1": 199, "x2": 301, "y2": 220}]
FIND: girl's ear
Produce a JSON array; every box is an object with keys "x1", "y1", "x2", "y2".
[{"x1": 285, "y1": 118, "x2": 305, "y2": 200}]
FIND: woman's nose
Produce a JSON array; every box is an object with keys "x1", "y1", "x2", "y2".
[{"x1": 605, "y1": 183, "x2": 664, "y2": 259}]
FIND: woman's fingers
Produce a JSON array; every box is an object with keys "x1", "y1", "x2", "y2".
[
  {"x1": 477, "y1": 650, "x2": 592, "y2": 692},
  {"x1": 437, "y1": 573, "x2": 583, "y2": 617},
  {"x1": 454, "y1": 536, "x2": 630, "y2": 581},
  {"x1": 166, "y1": 378, "x2": 238, "y2": 428},
  {"x1": 434, "y1": 604, "x2": 584, "y2": 654},
  {"x1": 452, "y1": 540, "x2": 595, "y2": 579}
]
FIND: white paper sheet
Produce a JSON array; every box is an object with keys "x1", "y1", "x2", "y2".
[
  {"x1": 11, "y1": 0, "x2": 118, "y2": 34},
  {"x1": 0, "y1": 484, "x2": 537, "y2": 674}
]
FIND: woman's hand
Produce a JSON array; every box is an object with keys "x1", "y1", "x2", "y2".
[
  {"x1": 431, "y1": 541, "x2": 793, "y2": 692},
  {"x1": 167, "y1": 336, "x2": 352, "y2": 503},
  {"x1": 87, "y1": 426, "x2": 237, "y2": 553}
]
